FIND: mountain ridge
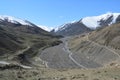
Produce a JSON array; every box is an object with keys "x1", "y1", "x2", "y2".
[
  {"x1": 0, "y1": 15, "x2": 32, "y2": 26},
  {"x1": 54, "y1": 12, "x2": 120, "y2": 36}
]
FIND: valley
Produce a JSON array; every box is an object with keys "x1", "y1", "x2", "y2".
[{"x1": 0, "y1": 13, "x2": 120, "y2": 80}]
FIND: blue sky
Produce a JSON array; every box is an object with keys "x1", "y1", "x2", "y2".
[{"x1": 0, "y1": 0, "x2": 120, "y2": 28}]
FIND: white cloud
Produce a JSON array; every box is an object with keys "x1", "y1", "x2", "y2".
[
  {"x1": 37, "y1": 25, "x2": 53, "y2": 32},
  {"x1": 59, "y1": 16, "x2": 64, "y2": 19}
]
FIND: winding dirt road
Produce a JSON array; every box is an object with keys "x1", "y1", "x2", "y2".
[
  {"x1": 63, "y1": 41, "x2": 86, "y2": 69},
  {"x1": 40, "y1": 38, "x2": 86, "y2": 69},
  {"x1": 0, "y1": 46, "x2": 32, "y2": 69}
]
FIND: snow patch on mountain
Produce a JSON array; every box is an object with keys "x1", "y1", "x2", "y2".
[
  {"x1": 54, "y1": 24, "x2": 69, "y2": 32},
  {"x1": 0, "y1": 15, "x2": 32, "y2": 26},
  {"x1": 54, "y1": 20, "x2": 77, "y2": 32},
  {"x1": 38, "y1": 25, "x2": 53, "y2": 32},
  {"x1": 81, "y1": 12, "x2": 120, "y2": 29}
]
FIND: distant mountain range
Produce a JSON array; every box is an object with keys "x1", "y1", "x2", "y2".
[
  {"x1": 54, "y1": 12, "x2": 120, "y2": 36},
  {"x1": 1, "y1": 13, "x2": 120, "y2": 37}
]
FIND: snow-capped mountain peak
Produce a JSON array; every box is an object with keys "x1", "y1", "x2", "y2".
[
  {"x1": 54, "y1": 12, "x2": 120, "y2": 36},
  {"x1": 81, "y1": 12, "x2": 120, "y2": 29},
  {"x1": 0, "y1": 15, "x2": 32, "y2": 26}
]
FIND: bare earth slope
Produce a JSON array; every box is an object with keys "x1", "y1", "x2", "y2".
[{"x1": 69, "y1": 23, "x2": 120, "y2": 68}]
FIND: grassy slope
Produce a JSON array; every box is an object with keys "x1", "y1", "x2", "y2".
[
  {"x1": 0, "y1": 27, "x2": 24, "y2": 59},
  {"x1": 0, "y1": 23, "x2": 62, "y2": 66}
]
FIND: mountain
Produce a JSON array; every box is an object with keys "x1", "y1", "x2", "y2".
[
  {"x1": 81, "y1": 12, "x2": 120, "y2": 29},
  {"x1": 0, "y1": 15, "x2": 62, "y2": 66},
  {"x1": 55, "y1": 12, "x2": 120, "y2": 36},
  {"x1": 54, "y1": 21, "x2": 91, "y2": 36},
  {"x1": 0, "y1": 15, "x2": 32, "y2": 26},
  {"x1": 68, "y1": 22, "x2": 120, "y2": 68},
  {"x1": 0, "y1": 15, "x2": 51, "y2": 35}
]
